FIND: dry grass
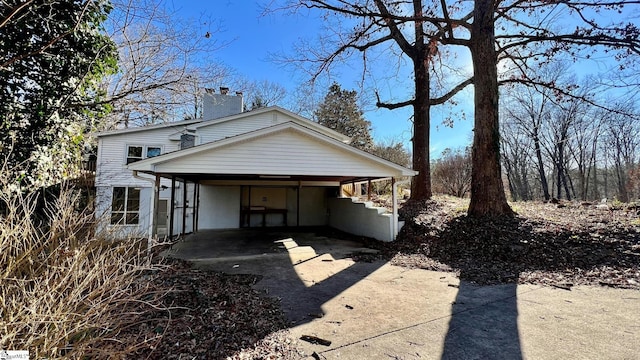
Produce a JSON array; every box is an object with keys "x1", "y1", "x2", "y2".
[{"x1": 0, "y1": 181, "x2": 167, "y2": 358}]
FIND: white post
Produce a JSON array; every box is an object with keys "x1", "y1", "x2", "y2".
[
  {"x1": 392, "y1": 177, "x2": 398, "y2": 240},
  {"x1": 148, "y1": 174, "x2": 159, "y2": 250}
]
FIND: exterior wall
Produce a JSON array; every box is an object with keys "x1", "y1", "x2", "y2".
[
  {"x1": 96, "y1": 126, "x2": 196, "y2": 239},
  {"x1": 196, "y1": 184, "x2": 330, "y2": 229},
  {"x1": 95, "y1": 186, "x2": 153, "y2": 239},
  {"x1": 197, "y1": 111, "x2": 290, "y2": 144},
  {"x1": 96, "y1": 181, "x2": 194, "y2": 239},
  {"x1": 155, "y1": 129, "x2": 399, "y2": 177},
  {"x1": 299, "y1": 187, "x2": 329, "y2": 226},
  {"x1": 95, "y1": 127, "x2": 184, "y2": 187},
  {"x1": 327, "y1": 197, "x2": 394, "y2": 242},
  {"x1": 198, "y1": 185, "x2": 241, "y2": 229}
]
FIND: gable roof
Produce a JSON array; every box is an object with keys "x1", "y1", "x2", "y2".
[
  {"x1": 94, "y1": 106, "x2": 352, "y2": 145},
  {"x1": 193, "y1": 106, "x2": 351, "y2": 143},
  {"x1": 128, "y1": 122, "x2": 416, "y2": 178},
  {"x1": 95, "y1": 118, "x2": 203, "y2": 137}
]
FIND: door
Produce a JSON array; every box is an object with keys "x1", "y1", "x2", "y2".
[{"x1": 156, "y1": 199, "x2": 169, "y2": 236}]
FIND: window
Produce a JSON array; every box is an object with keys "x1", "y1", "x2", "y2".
[
  {"x1": 180, "y1": 134, "x2": 195, "y2": 149},
  {"x1": 111, "y1": 187, "x2": 140, "y2": 225},
  {"x1": 126, "y1": 145, "x2": 162, "y2": 164},
  {"x1": 126, "y1": 146, "x2": 143, "y2": 164},
  {"x1": 147, "y1": 146, "x2": 161, "y2": 158}
]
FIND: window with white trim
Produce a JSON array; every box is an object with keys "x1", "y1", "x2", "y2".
[
  {"x1": 126, "y1": 145, "x2": 162, "y2": 164},
  {"x1": 110, "y1": 187, "x2": 140, "y2": 225}
]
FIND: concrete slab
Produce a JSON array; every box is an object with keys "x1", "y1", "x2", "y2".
[
  {"x1": 286, "y1": 264, "x2": 639, "y2": 360},
  {"x1": 165, "y1": 228, "x2": 640, "y2": 360}
]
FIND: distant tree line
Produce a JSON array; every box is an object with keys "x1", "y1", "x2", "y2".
[
  {"x1": 500, "y1": 72, "x2": 640, "y2": 203},
  {"x1": 431, "y1": 70, "x2": 640, "y2": 203}
]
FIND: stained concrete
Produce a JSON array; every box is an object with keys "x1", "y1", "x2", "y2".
[{"x1": 164, "y1": 228, "x2": 640, "y2": 360}]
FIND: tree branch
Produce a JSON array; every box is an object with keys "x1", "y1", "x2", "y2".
[
  {"x1": 431, "y1": 77, "x2": 474, "y2": 105},
  {"x1": 375, "y1": 91, "x2": 414, "y2": 109}
]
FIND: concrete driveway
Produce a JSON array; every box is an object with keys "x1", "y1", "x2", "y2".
[{"x1": 163, "y1": 228, "x2": 640, "y2": 360}]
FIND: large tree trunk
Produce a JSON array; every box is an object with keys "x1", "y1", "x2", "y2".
[
  {"x1": 411, "y1": 68, "x2": 432, "y2": 200},
  {"x1": 409, "y1": 0, "x2": 432, "y2": 201},
  {"x1": 468, "y1": 0, "x2": 514, "y2": 217}
]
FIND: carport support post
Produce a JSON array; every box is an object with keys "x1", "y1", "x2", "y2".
[
  {"x1": 392, "y1": 177, "x2": 398, "y2": 239},
  {"x1": 193, "y1": 181, "x2": 199, "y2": 232},
  {"x1": 170, "y1": 176, "x2": 175, "y2": 238},
  {"x1": 297, "y1": 182, "x2": 301, "y2": 227},
  {"x1": 182, "y1": 179, "x2": 187, "y2": 239}
]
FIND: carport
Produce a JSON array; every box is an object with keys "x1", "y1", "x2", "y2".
[{"x1": 128, "y1": 122, "x2": 416, "y2": 241}]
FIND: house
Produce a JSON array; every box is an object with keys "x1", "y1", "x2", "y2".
[{"x1": 94, "y1": 89, "x2": 416, "y2": 241}]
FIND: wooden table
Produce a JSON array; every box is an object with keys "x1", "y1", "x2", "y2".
[{"x1": 240, "y1": 208, "x2": 288, "y2": 227}]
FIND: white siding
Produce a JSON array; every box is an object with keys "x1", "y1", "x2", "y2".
[
  {"x1": 198, "y1": 185, "x2": 241, "y2": 229},
  {"x1": 96, "y1": 126, "x2": 190, "y2": 239},
  {"x1": 154, "y1": 129, "x2": 402, "y2": 177},
  {"x1": 96, "y1": 127, "x2": 185, "y2": 187},
  {"x1": 197, "y1": 111, "x2": 288, "y2": 144},
  {"x1": 95, "y1": 186, "x2": 153, "y2": 239}
]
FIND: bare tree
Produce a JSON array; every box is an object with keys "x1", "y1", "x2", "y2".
[
  {"x1": 432, "y1": 148, "x2": 472, "y2": 198},
  {"x1": 603, "y1": 105, "x2": 640, "y2": 202},
  {"x1": 567, "y1": 102, "x2": 603, "y2": 201},
  {"x1": 242, "y1": 79, "x2": 287, "y2": 110},
  {"x1": 274, "y1": 0, "x2": 640, "y2": 217},
  {"x1": 500, "y1": 63, "x2": 571, "y2": 200},
  {"x1": 500, "y1": 118, "x2": 534, "y2": 201},
  {"x1": 99, "y1": 0, "x2": 230, "y2": 129},
  {"x1": 271, "y1": 0, "x2": 473, "y2": 202}
]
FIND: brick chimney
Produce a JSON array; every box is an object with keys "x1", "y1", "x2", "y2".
[{"x1": 202, "y1": 87, "x2": 243, "y2": 120}]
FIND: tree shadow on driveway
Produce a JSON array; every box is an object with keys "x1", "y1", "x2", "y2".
[
  {"x1": 182, "y1": 227, "x2": 388, "y2": 325},
  {"x1": 406, "y1": 211, "x2": 640, "y2": 360},
  {"x1": 441, "y1": 282, "x2": 521, "y2": 360}
]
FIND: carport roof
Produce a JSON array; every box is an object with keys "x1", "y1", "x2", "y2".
[{"x1": 128, "y1": 122, "x2": 417, "y2": 182}]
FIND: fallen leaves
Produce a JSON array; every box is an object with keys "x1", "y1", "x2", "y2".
[
  {"x1": 387, "y1": 197, "x2": 640, "y2": 289},
  {"x1": 95, "y1": 258, "x2": 302, "y2": 359}
]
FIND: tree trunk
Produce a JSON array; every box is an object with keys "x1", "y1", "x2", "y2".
[
  {"x1": 468, "y1": 0, "x2": 514, "y2": 217},
  {"x1": 564, "y1": 168, "x2": 574, "y2": 200},
  {"x1": 409, "y1": 2, "x2": 432, "y2": 201},
  {"x1": 533, "y1": 134, "x2": 550, "y2": 200},
  {"x1": 556, "y1": 162, "x2": 562, "y2": 199}
]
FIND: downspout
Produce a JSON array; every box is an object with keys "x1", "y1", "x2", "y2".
[
  {"x1": 132, "y1": 170, "x2": 157, "y2": 243},
  {"x1": 393, "y1": 178, "x2": 411, "y2": 240}
]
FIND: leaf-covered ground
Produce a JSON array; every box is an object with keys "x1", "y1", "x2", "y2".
[
  {"x1": 96, "y1": 259, "x2": 303, "y2": 359},
  {"x1": 388, "y1": 196, "x2": 640, "y2": 289}
]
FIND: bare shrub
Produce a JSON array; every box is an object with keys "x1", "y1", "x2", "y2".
[
  {"x1": 0, "y1": 173, "x2": 166, "y2": 358},
  {"x1": 432, "y1": 148, "x2": 472, "y2": 198}
]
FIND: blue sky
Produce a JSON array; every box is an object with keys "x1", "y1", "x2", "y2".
[
  {"x1": 167, "y1": 1, "x2": 475, "y2": 157},
  {"x1": 161, "y1": 1, "x2": 637, "y2": 158}
]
